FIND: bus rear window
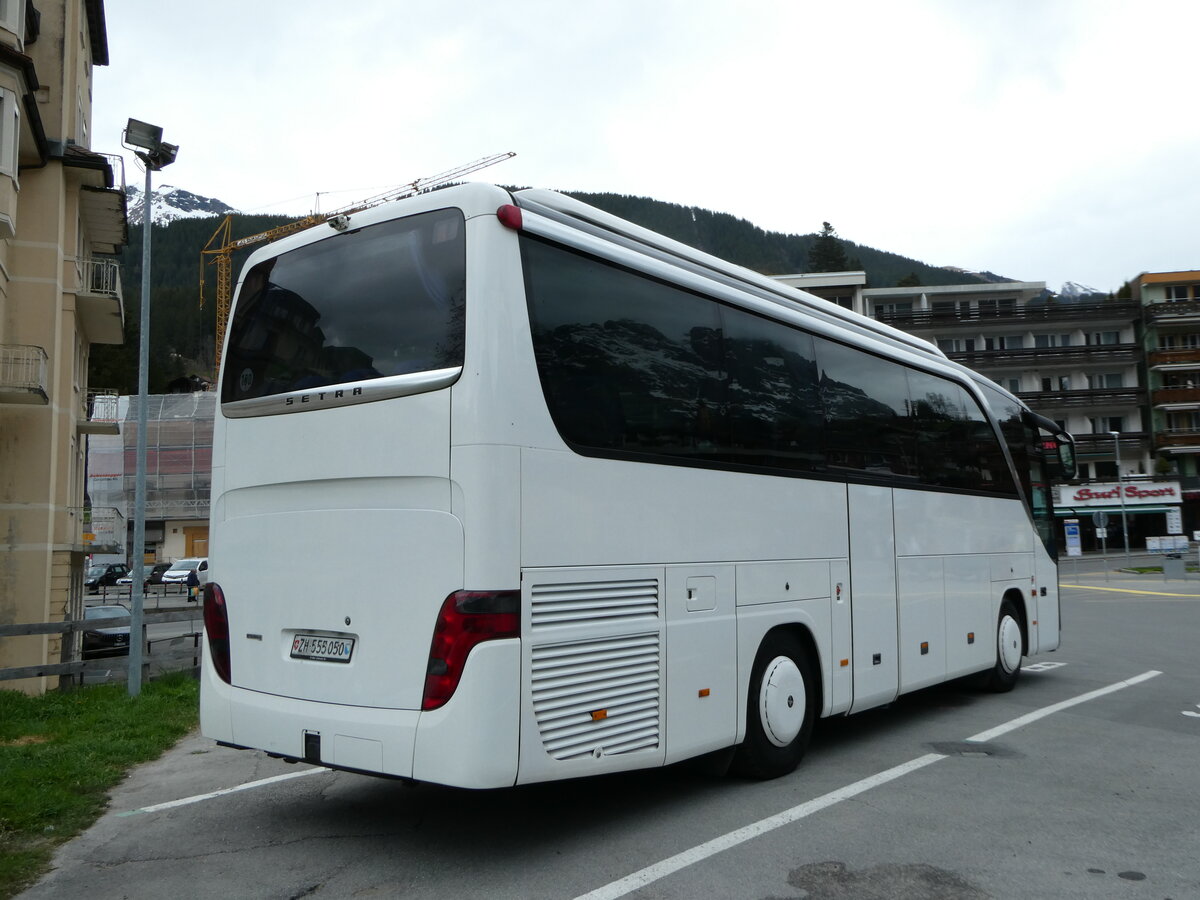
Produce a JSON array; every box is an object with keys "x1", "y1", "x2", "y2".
[{"x1": 222, "y1": 208, "x2": 465, "y2": 404}]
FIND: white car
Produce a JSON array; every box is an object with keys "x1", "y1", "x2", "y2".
[{"x1": 161, "y1": 557, "x2": 209, "y2": 586}]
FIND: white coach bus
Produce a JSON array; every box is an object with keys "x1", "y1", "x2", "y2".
[{"x1": 201, "y1": 184, "x2": 1075, "y2": 788}]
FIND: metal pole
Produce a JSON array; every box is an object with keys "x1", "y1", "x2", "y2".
[
  {"x1": 129, "y1": 164, "x2": 152, "y2": 696},
  {"x1": 1112, "y1": 431, "x2": 1131, "y2": 564}
]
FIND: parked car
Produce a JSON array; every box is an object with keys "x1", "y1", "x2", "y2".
[
  {"x1": 81, "y1": 604, "x2": 131, "y2": 658},
  {"x1": 84, "y1": 563, "x2": 129, "y2": 593},
  {"x1": 116, "y1": 562, "x2": 172, "y2": 586},
  {"x1": 161, "y1": 558, "x2": 209, "y2": 586}
]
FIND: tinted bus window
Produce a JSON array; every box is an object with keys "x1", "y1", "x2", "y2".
[
  {"x1": 223, "y1": 208, "x2": 465, "y2": 403},
  {"x1": 722, "y1": 306, "x2": 824, "y2": 472},
  {"x1": 815, "y1": 338, "x2": 915, "y2": 480},
  {"x1": 523, "y1": 238, "x2": 725, "y2": 459}
]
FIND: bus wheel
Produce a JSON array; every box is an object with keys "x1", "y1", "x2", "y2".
[
  {"x1": 980, "y1": 599, "x2": 1023, "y2": 693},
  {"x1": 732, "y1": 632, "x2": 816, "y2": 779}
]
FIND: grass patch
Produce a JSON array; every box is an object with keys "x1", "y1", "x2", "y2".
[{"x1": 0, "y1": 672, "x2": 198, "y2": 899}]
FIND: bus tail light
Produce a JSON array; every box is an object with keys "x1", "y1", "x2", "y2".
[
  {"x1": 203, "y1": 582, "x2": 232, "y2": 684},
  {"x1": 422, "y1": 590, "x2": 520, "y2": 710},
  {"x1": 496, "y1": 204, "x2": 523, "y2": 230}
]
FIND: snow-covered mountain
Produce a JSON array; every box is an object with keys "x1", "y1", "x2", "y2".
[
  {"x1": 124, "y1": 185, "x2": 238, "y2": 225},
  {"x1": 1057, "y1": 281, "x2": 1104, "y2": 299}
]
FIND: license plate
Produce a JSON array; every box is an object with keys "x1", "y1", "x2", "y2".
[{"x1": 290, "y1": 633, "x2": 355, "y2": 663}]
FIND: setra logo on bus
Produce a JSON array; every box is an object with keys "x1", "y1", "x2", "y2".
[{"x1": 285, "y1": 387, "x2": 364, "y2": 407}]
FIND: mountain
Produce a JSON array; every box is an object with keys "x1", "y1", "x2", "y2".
[
  {"x1": 124, "y1": 185, "x2": 238, "y2": 225},
  {"x1": 1057, "y1": 281, "x2": 1105, "y2": 299}
]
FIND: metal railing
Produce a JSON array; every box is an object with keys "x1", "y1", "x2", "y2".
[
  {"x1": 78, "y1": 257, "x2": 123, "y2": 298},
  {"x1": 875, "y1": 300, "x2": 1139, "y2": 328},
  {"x1": 947, "y1": 343, "x2": 1139, "y2": 368},
  {"x1": 1144, "y1": 300, "x2": 1200, "y2": 323},
  {"x1": 84, "y1": 388, "x2": 120, "y2": 424},
  {"x1": 1017, "y1": 387, "x2": 1146, "y2": 409},
  {"x1": 0, "y1": 609, "x2": 203, "y2": 686},
  {"x1": 0, "y1": 343, "x2": 49, "y2": 399}
]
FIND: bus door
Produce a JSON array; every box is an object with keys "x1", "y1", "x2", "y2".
[{"x1": 847, "y1": 484, "x2": 900, "y2": 712}]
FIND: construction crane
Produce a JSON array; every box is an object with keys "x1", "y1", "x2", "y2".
[{"x1": 200, "y1": 152, "x2": 516, "y2": 375}]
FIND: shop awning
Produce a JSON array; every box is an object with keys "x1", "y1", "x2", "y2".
[{"x1": 1055, "y1": 506, "x2": 1175, "y2": 517}]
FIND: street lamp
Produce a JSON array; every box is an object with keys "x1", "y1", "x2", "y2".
[
  {"x1": 122, "y1": 118, "x2": 178, "y2": 697},
  {"x1": 1110, "y1": 431, "x2": 1131, "y2": 563}
]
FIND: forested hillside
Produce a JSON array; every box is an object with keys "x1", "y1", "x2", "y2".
[{"x1": 88, "y1": 192, "x2": 983, "y2": 392}]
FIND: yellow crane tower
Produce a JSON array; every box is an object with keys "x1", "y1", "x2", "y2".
[{"x1": 200, "y1": 152, "x2": 515, "y2": 375}]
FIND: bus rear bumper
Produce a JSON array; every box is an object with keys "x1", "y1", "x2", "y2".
[{"x1": 201, "y1": 639, "x2": 520, "y2": 789}]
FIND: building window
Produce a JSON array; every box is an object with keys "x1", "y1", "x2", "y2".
[
  {"x1": 1089, "y1": 331, "x2": 1120, "y2": 346},
  {"x1": 1088, "y1": 373, "x2": 1125, "y2": 389},
  {"x1": 936, "y1": 337, "x2": 975, "y2": 353},
  {"x1": 0, "y1": 88, "x2": 18, "y2": 179},
  {"x1": 0, "y1": 0, "x2": 25, "y2": 46},
  {"x1": 1005, "y1": 377, "x2": 1021, "y2": 393},
  {"x1": 985, "y1": 335, "x2": 1024, "y2": 351},
  {"x1": 1167, "y1": 285, "x2": 1190, "y2": 301},
  {"x1": 1090, "y1": 417, "x2": 1125, "y2": 434},
  {"x1": 828, "y1": 295, "x2": 853, "y2": 310},
  {"x1": 874, "y1": 301, "x2": 912, "y2": 319},
  {"x1": 1034, "y1": 333, "x2": 1072, "y2": 348}
]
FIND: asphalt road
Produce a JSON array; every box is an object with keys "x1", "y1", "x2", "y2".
[{"x1": 25, "y1": 564, "x2": 1200, "y2": 900}]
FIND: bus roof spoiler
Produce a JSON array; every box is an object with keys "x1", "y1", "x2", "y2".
[{"x1": 513, "y1": 189, "x2": 948, "y2": 365}]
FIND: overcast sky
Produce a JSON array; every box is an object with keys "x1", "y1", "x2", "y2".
[{"x1": 95, "y1": 0, "x2": 1198, "y2": 293}]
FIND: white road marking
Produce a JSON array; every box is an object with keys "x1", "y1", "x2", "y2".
[
  {"x1": 1024, "y1": 662, "x2": 1068, "y2": 672},
  {"x1": 571, "y1": 754, "x2": 946, "y2": 900},
  {"x1": 966, "y1": 670, "x2": 1161, "y2": 743},
  {"x1": 1185, "y1": 704, "x2": 1200, "y2": 719},
  {"x1": 116, "y1": 766, "x2": 331, "y2": 816},
  {"x1": 573, "y1": 669, "x2": 1162, "y2": 900}
]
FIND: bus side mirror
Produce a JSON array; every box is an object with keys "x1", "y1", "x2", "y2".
[
  {"x1": 1056, "y1": 439, "x2": 1077, "y2": 480},
  {"x1": 1042, "y1": 433, "x2": 1077, "y2": 480}
]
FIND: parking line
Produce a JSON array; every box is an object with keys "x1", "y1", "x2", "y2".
[
  {"x1": 116, "y1": 766, "x2": 330, "y2": 816},
  {"x1": 572, "y1": 669, "x2": 1162, "y2": 900},
  {"x1": 1062, "y1": 583, "x2": 1200, "y2": 598}
]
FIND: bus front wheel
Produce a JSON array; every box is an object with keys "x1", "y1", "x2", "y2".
[
  {"x1": 980, "y1": 598, "x2": 1023, "y2": 693},
  {"x1": 732, "y1": 631, "x2": 816, "y2": 779}
]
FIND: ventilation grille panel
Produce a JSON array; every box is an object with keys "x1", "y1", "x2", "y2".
[
  {"x1": 530, "y1": 578, "x2": 659, "y2": 630},
  {"x1": 531, "y1": 633, "x2": 660, "y2": 761}
]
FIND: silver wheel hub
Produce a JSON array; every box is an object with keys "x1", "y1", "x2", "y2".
[
  {"x1": 997, "y1": 614, "x2": 1022, "y2": 674},
  {"x1": 759, "y1": 656, "x2": 806, "y2": 747}
]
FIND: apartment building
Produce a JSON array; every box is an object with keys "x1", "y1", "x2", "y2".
[
  {"x1": 1136, "y1": 270, "x2": 1200, "y2": 523},
  {"x1": 0, "y1": 0, "x2": 128, "y2": 693}
]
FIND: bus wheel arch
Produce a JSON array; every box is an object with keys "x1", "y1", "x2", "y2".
[
  {"x1": 732, "y1": 625, "x2": 820, "y2": 779},
  {"x1": 980, "y1": 590, "x2": 1026, "y2": 693}
]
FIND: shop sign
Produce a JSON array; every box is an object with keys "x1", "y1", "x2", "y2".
[{"x1": 1060, "y1": 482, "x2": 1181, "y2": 507}]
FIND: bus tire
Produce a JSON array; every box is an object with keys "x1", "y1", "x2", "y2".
[
  {"x1": 732, "y1": 631, "x2": 816, "y2": 780},
  {"x1": 980, "y1": 598, "x2": 1023, "y2": 693}
]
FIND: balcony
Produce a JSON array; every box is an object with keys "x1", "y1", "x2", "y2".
[
  {"x1": 0, "y1": 344, "x2": 49, "y2": 405},
  {"x1": 70, "y1": 506, "x2": 125, "y2": 554},
  {"x1": 74, "y1": 257, "x2": 125, "y2": 345},
  {"x1": 1152, "y1": 387, "x2": 1200, "y2": 408},
  {"x1": 79, "y1": 389, "x2": 120, "y2": 435},
  {"x1": 1155, "y1": 429, "x2": 1200, "y2": 451},
  {"x1": 875, "y1": 300, "x2": 1139, "y2": 330},
  {"x1": 948, "y1": 343, "x2": 1138, "y2": 368},
  {"x1": 1018, "y1": 387, "x2": 1146, "y2": 410},
  {"x1": 1071, "y1": 432, "x2": 1149, "y2": 457},
  {"x1": 1148, "y1": 348, "x2": 1200, "y2": 368},
  {"x1": 1144, "y1": 300, "x2": 1200, "y2": 325}
]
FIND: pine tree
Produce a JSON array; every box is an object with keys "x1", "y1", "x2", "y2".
[{"x1": 807, "y1": 222, "x2": 850, "y2": 273}]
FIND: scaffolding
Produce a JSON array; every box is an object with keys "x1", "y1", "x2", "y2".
[{"x1": 86, "y1": 393, "x2": 215, "y2": 534}]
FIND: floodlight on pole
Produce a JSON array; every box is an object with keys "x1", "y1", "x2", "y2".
[{"x1": 122, "y1": 118, "x2": 178, "y2": 696}]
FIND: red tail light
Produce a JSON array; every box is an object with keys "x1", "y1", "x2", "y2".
[
  {"x1": 422, "y1": 590, "x2": 519, "y2": 710},
  {"x1": 496, "y1": 204, "x2": 523, "y2": 230},
  {"x1": 203, "y1": 582, "x2": 232, "y2": 684}
]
